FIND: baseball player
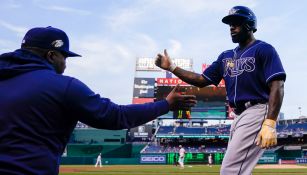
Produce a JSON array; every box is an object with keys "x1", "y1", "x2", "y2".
[
  {"x1": 155, "y1": 6, "x2": 286, "y2": 175},
  {"x1": 208, "y1": 154, "x2": 213, "y2": 167},
  {"x1": 178, "y1": 145, "x2": 186, "y2": 169},
  {"x1": 95, "y1": 153, "x2": 102, "y2": 167}
]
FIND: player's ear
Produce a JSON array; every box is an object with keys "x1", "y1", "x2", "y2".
[{"x1": 46, "y1": 51, "x2": 56, "y2": 64}]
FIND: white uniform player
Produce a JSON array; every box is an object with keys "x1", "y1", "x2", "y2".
[
  {"x1": 208, "y1": 154, "x2": 213, "y2": 167},
  {"x1": 178, "y1": 145, "x2": 185, "y2": 168},
  {"x1": 95, "y1": 153, "x2": 102, "y2": 167}
]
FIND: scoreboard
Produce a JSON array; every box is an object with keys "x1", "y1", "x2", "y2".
[
  {"x1": 167, "y1": 153, "x2": 225, "y2": 164},
  {"x1": 155, "y1": 86, "x2": 227, "y2": 119}
]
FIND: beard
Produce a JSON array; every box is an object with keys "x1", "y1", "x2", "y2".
[{"x1": 231, "y1": 27, "x2": 250, "y2": 43}]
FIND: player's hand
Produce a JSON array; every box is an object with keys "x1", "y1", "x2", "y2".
[
  {"x1": 256, "y1": 119, "x2": 277, "y2": 148},
  {"x1": 155, "y1": 49, "x2": 176, "y2": 72},
  {"x1": 166, "y1": 84, "x2": 197, "y2": 111}
]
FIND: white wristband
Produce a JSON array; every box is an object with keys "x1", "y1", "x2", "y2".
[{"x1": 168, "y1": 63, "x2": 177, "y2": 72}]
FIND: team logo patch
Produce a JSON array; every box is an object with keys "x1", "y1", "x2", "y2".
[
  {"x1": 226, "y1": 60, "x2": 235, "y2": 68},
  {"x1": 51, "y1": 40, "x2": 64, "y2": 48},
  {"x1": 229, "y1": 8, "x2": 238, "y2": 15},
  {"x1": 223, "y1": 57, "x2": 255, "y2": 77}
]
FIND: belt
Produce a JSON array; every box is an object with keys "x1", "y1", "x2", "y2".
[{"x1": 231, "y1": 100, "x2": 267, "y2": 115}]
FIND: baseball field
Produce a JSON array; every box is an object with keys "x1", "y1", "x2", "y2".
[{"x1": 59, "y1": 165, "x2": 307, "y2": 175}]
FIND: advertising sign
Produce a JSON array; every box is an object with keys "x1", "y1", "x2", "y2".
[
  {"x1": 132, "y1": 98, "x2": 154, "y2": 104},
  {"x1": 296, "y1": 158, "x2": 307, "y2": 164},
  {"x1": 281, "y1": 160, "x2": 296, "y2": 164},
  {"x1": 284, "y1": 145, "x2": 301, "y2": 150},
  {"x1": 156, "y1": 78, "x2": 188, "y2": 86},
  {"x1": 129, "y1": 125, "x2": 152, "y2": 142},
  {"x1": 258, "y1": 154, "x2": 277, "y2": 164},
  {"x1": 277, "y1": 133, "x2": 288, "y2": 138},
  {"x1": 292, "y1": 132, "x2": 303, "y2": 138},
  {"x1": 136, "y1": 58, "x2": 160, "y2": 71},
  {"x1": 136, "y1": 58, "x2": 193, "y2": 71},
  {"x1": 140, "y1": 154, "x2": 166, "y2": 164},
  {"x1": 133, "y1": 78, "x2": 155, "y2": 98}
]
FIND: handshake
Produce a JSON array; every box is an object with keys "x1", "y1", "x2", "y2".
[
  {"x1": 154, "y1": 49, "x2": 196, "y2": 111},
  {"x1": 165, "y1": 84, "x2": 197, "y2": 111}
]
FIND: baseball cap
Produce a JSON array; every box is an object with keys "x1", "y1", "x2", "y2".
[{"x1": 21, "y1": 26, "x2": 81, "y2": 57}]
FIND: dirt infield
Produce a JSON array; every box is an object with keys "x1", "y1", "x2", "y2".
[{"x1": 255, "y1": 164, "x2": 307, "y2": 169}]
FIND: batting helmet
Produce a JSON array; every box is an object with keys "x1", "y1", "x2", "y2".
[{"x1": 222, "y1": 6, "x2": 257, "y2": 32}]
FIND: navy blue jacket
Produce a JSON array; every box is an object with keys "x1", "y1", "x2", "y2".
[{"x1": 0, "y1": 49, "x2": 169, "y2": 174}]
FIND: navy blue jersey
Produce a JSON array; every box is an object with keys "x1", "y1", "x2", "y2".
[
  {"x1": 202, "y1": 40, "x2": 286, "y2": 107},
  {"x1": 0, "y1": 49, "x2": 169, "y2": 175}
]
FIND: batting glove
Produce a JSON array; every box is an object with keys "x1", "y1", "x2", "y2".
[{"x1": 256, "y1": 119, "x2": 277, "y2": 148}]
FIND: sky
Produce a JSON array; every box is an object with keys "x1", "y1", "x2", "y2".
[{"x1": 0, "y1": 0, "x2": 306, "y2": 119}]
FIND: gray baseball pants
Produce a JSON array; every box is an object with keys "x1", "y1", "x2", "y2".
[{"x1": 220, "y1": 104, "x2": 268, "y2": 175}]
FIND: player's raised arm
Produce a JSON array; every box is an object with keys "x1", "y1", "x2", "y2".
[{"x1": 155, "y1": 49, "x2": 211, "y2": 88}]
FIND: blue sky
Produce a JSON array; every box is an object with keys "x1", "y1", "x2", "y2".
[{"x1": 1, "y1": 0, "x2": 306, "y2": 119}]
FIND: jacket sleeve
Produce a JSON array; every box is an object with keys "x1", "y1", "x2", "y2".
[{"x1": 65, "y1": 78, "x2": 169, "y2": 130}]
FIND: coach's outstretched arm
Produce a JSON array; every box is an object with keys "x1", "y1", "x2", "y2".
[
  {"x1": 66, "y1": 80, "x2": 196, "y2": 130},
  {"x1": 155, "y1": 49, "x2": 212, "y2": 88}
]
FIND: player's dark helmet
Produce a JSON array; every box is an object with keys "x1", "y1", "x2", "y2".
[{"x1": 222, "y1": 6, "x2": 257, "y2": 33}]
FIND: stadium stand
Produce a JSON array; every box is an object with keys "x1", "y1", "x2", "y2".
[{"x1": 62, "y1": 117, "x2": 307, "y2": 165}]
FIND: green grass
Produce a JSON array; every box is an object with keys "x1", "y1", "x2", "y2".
[{"x1": 59, "y1": 165, "x2": 307, "y2": 175}]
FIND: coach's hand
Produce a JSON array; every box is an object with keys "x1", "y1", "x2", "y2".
[
  {"x1": 166, "y1": 84, "x2": 197, "y2": 111},
  {"x1": 256, "y1": 119, "x2": 277, "y2": 148},
  {"x1": 155, "y1": 49, "x2": 177, "y2": 72}
]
